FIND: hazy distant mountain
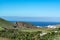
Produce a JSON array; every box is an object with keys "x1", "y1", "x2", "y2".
[{"x1": 1, "y1": 16, "x2": 60, "y2": 22}]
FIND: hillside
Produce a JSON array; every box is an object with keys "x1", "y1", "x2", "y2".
[
  {"x1": 0, "y1": 18, "x2": 13, "y2": 28},
  {"x1": 0, "y1": 18, "x2": 60, "y2": 40},
  {"x1": 0, "y1": 18, "x2": 39, "y2": 29},
  {"x1": 13, "y1": 22, "x2": 39, "y2": 29}
]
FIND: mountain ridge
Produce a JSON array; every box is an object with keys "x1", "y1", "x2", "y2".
[{"x1": 1, "y1": 17, "x2": 60, "y2": 22}]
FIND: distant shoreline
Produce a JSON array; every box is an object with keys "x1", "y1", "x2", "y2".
[{"x1": 11, "y1": 21, "x2": 60, "y2": 26}]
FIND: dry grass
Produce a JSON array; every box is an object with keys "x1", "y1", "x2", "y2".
[{"x1": 0, "y1": 37, "x2": 9, "y2": 40}]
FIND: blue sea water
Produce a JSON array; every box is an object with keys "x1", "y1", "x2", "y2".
[{"x1": 30, "y1": 22, "x2": 60, "y2": 26}]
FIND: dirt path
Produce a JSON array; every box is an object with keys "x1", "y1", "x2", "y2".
[{"x1": 0, "y1": 37, "x2": 9, "y2": 40}]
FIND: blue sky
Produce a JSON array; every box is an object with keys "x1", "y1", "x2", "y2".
[
  {"x1": 0, "y1": 0, "x2": 60, "y2": 22},
  {"x1": 0, "y1": 0, "x2": 60, "y2": 17}
]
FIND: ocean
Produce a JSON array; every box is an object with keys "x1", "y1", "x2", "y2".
[{"x1": 30, "y1": 22, "x2": 60, "y2": 26}]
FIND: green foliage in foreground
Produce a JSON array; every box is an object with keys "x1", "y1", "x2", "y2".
[
  {"x1": 0, "y1": 27, "x2": 4, "y2": 30},
  {"x1": 0, "y1": 30, "x2": 41, "y2": 40},
  {"x1": 0, "y1": 29, "x2": 60, "y2": 40}
]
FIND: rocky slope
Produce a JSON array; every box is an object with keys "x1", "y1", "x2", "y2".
[{"x1": 13, "y1": 22, "x2": 38, "y2": 29}]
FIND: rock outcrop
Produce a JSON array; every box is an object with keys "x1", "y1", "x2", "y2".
[{"x1": 13, "y1": 22, "x2": 38, "y2": 29}]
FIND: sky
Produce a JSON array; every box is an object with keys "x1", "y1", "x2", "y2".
[
  {"x1": 0, "y1": 0, "x2": 60, "y2": 17},
  {"x1": 0, "y1": 0, "x2": 60, "y2": 22}
]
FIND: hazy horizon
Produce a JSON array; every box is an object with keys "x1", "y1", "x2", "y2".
[{"x1": 0, "y1": 16, "x2": 60, "y2": 22}]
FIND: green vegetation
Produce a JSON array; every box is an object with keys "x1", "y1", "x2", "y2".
[
  {"x1": 0, "y1": 18, "x2": 14, "y2": 28},
  {"x1": 0, "y1": 28, "x2": 60, "y2": 40},
  {"x1": 0, "y1": 27, "x2": 4, "y2": 31}
]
